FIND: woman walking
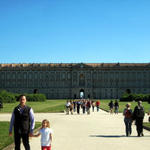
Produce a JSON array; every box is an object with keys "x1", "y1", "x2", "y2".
[{"x1": 123, "y1": 103, "x2": 132, "y2": 136}]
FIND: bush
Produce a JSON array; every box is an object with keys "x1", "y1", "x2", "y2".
[
  {"x1": 26, "y1": 94, "x2": 46, "y2": 102},
  {"x1": 0, "y1": 90, "x2": 46, "y2": 103},
  {"x1": 120, "y1": 93, "x2": 133, "y2": 101},
  {"x1": 120, "y1": 93, "x2": 150, "y2": 103},
  {"x1": 0, "y1": 90, "x2": 16, "y2": 103}
]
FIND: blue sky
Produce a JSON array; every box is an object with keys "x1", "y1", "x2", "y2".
[{"x1": 0, "y1": 0, "x2": 150, "y2": 63}]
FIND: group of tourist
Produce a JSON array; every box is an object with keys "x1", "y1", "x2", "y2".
[
  {"x1": 108, "y1": 100, "x2": 119, "y2": 114},
  {"x1": 65, "y1": 99, "x2": 100, "y2": 115}
]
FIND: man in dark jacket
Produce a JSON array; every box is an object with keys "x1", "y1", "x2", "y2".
[
  {"x1": 133, "y1": 101, "x2": 145, "y2": 137},
  {"x1": 9, "y1": 95, "x2": 35, "y2": 150}
]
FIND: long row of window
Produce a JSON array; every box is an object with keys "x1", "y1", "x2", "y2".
[{"x1": 0, "y1": 71, "x2": 150, "y2": 81}]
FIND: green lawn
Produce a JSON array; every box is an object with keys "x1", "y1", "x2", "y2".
[
  {"x1": 143, "y1": 122, "x2": 150, "y2": 128},
  {"x1": 0, "y1": 100, "x2": 66, "y2": 113},
  {"x1": 0, "y1": 121, "x2": 13, "y2": 150}
]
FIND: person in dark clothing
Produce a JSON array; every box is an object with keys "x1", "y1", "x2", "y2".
[
  {"x1": 108, "y1": 100, "x2": 114, "y2": 114},
  {"x1": 9, "y1": 95, "x2": 35, "y2": 150},
  {"x1": 133, "y1": 101, "x2": 145, "y2": 137},
  {"x1": 81, "y1": 100, "x2": 86, "y2": 114},
  {"x1": 114, "y1": 100, "x2": 119, "y2": 114},
  {"x1": 0, "y1": 100, "x2": 3, "y2": 108},
  {"x1": 77, "y1": 100, "x2": 81, "y2": 114}
]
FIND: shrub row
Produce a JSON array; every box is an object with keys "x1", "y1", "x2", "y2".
[
  {"x1": 0, "y1": 90, "x2": 46, "y2": 103},
  {"x1": 0, "y1": 90, "x2": 16, "y2": 103},
  {"x1": 120, "y1": 93, "x2": 150, "y2": 103},
  {"x1": 25, "y1": 94, "x2": 46, "y2": 102}
]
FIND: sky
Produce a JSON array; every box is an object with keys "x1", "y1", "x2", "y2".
[{"x1": 0, "y1": 0, "x2": 150, "y2": 64}]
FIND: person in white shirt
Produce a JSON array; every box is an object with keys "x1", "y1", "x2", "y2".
[{"x1": 33, "y1": 119, "x2": 53, "y2": 150}]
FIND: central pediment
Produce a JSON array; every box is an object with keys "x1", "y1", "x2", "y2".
[{"x1": 71, "y1": 63, "x2": 93, "y2": 69}]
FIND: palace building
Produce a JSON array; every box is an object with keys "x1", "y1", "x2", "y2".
[{"x1": 0, "y1": 63, "x2": 150, "y2": 99}]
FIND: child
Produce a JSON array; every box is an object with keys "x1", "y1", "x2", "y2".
[{"x1": 33, "y1": 119, "x2": 53, "y2": 150}]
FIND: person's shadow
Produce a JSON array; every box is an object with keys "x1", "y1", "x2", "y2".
[
  {"x1": 90, "y1": 135, "x2": 150, "y2": 138},
  {"x1": 90, "y1": 135, "x2": 125, "y2": 138}
]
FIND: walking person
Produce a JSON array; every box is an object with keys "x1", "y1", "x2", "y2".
[
  {"x1": 69, "y1": 100, "x2": 74, "y2": 115},
  {"x1": 65, "y1": 100, "x2": 70, "y2": 115},
  {"x1": 77, "y1": 100, "x2": 81, "y2": 114},
  {"x1": 81, "y1": 100, "x2": 86, "y2": 114},
  {"x1": 123, "y1": 103, "x2": 132, "y2": 136},
  {"x1": 114, "y1": 100, "x2": 119, "y2": 114},
  {"x1": 86, "y1": 100, "x2": 91, "y2": 115},
  {"x1": 148, "y1": 109, "x2": 150, "y2": 122},
  {"x1": 91, "y1": 100, "x2": 95, "y2": 112},
  {"x1": 96, "y1": 100, "x2": 100, "y2": 112},
  {"x1": 9, "y1": 94, "x2": 35, "y2": 150},
  {"x1": 108, "y1": 100, "x2": 114, "y2": 114},
  {"x1": 33, "y1": 119, "x2": 53, "y2": 150},
  {"x1": 73, "y1": 100, "x2": 76, "y2": 112},
  {"x1": 133, "y1": 101, "x2": 145, "y2": 137}
]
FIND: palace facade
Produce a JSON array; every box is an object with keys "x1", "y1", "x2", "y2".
[{"x1": 0, "y1": 63, "x2": 150, "y2": 99}]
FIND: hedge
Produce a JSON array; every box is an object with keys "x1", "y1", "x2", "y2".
[
  {"x1": 0, "y1": 90, "x2": 16, "y2": 103},
  {"x1": 25, "y1": 94, "x2": 46, "y2": 102},
  {"x1": 15, "y1": 94, "x2": 46, "y2": 102},
  {"x1": 0, "y1": 90, "x2": 46, "y2": 103},
  {"x1": 120, "y1": 93, "x2": 150, "y2": 103}
]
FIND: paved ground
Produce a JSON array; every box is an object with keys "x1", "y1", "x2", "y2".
[{"x1": 1, "y1": 109, "x2": 150, "y2": 150}]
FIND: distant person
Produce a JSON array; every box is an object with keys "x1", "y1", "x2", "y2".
[
  {"x1": 0, "y1": 100, "x2": 3, "y2": 108},
  {"x1": 123, "y1": 103, "x2": 132, "y2": 136},
  {"x1": 96, "y1": 100, "x2": 100, "y2": 112},
  {"x1": 148, "y1": 109, "x2": 150, "y2": 122},
  {"x1": 91, "y1": 100, "x2": 95, "y2": 112},
  {"x1": 33, "y1": 119, "x2": 53, "y2": 150},
  {"x1": 73, "y1": 100, "x2": 76, "y2": 112},
  {"x1": 81, "y1": 100, "x2": 86, "y2": 114},
  {"x1": 65, "y1": 100, "x2": 71, "y2": 115},
  {"x1": 86, "y1": 100, "x2": 91, "y2": 115},
  {"x1": 133, "y1": 101, "x2": 145, "y2": 137},
  {"x1": 114, "y1": 100, "x2": 119, "y2": 114},
  {"x1": 9, "y1": 95, "x2": 35, "y2": 150},
  {"x1": 69, "y1": 100, "x2": 74, "y2": 115},
  {"x1": 108, "y1": 100, "x2": 114, "y2": 114},
  {"x1": 77, "y1": 100, "x2": 81, "y2": 114}
]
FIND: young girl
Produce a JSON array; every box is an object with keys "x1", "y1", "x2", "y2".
[{"x1": 33, "y1": 119, "x2": 53, "y2": 150}]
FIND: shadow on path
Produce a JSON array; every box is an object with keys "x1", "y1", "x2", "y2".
[
  {"x1": 90, "y1": 135, "x2": 125, "y2": 138},
  {"x1": 90, "y1": 135, "x2": 150, "y2": 138}
]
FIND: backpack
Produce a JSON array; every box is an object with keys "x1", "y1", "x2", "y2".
[
  {"x1": 136, "y1": 106, "x2": 145, "y2": 118},
  {"x1": 124, "y1": 109, "x2": 132, "y2": 118}
]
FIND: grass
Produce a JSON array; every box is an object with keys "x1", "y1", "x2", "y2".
[
  {"x1": 0, "y1": 121, "x2": 41, "y2": 150},
  {"x1": 0, "y1": 100, "x2": 66, "y2": 113},
  {"x1": 0, "y1": 121, "x2": 13, "y2": 150},
  {"x1": 143, "y1": 122, "x2": 150, "y2": 128}
]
